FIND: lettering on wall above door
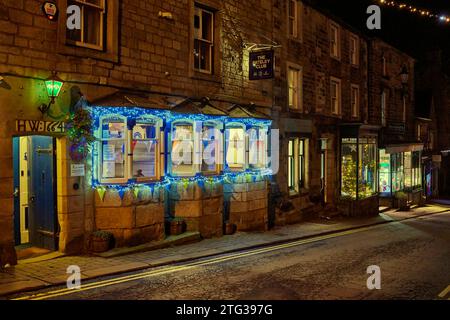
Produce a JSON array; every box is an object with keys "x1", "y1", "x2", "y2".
[{"x1": 16, "y1": 119, "x2": 65, "y2": 134}]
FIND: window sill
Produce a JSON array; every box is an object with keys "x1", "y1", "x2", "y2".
[{"x1": 190, "y1": 72, "x2": 221, "y2": 84}]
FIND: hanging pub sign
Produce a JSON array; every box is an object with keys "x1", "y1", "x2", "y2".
[
  {"x1": 42, "y1": 2, "x2": 58, "y2": 21},
  {"x1": 249, "y1": 50, "x2": 274, "y2": 80}
]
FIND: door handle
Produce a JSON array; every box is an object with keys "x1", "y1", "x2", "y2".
[
  {"x1": 13, "y1": 187, "x2": 19, "y2": 197},
  {"x1": 30, "y1": 195, "x2": 36, "y2": 203}
]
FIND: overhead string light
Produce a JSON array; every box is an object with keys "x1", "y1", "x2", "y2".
[{"x1": 377, "y1": 0, "x2": 450, "y2": 24}]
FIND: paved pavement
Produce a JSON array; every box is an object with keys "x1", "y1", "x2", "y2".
[{"x1": 1, "y1": 203, "x2": 449, "y2": 298}]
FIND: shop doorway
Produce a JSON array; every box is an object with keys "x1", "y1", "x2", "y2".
[{"x1": 13, "y1": 136, "x2": 58, "y2": 252}]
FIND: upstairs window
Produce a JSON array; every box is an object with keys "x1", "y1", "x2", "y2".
[
  {"x1": 351, "y1": 85, "x2": 360, "y2": 118},
  {"x1": 98, "y1": 115, "x2": 127, "y2": 183},
  {"x1": 194, "y1": 6, "x2": 214, "y2": 73},
  {"x1": 330, "y1": 23, "x2": 340, "y2": 59},
  {"x1": 288, "y1": 0, "x2": 298, "y2": 38},
  {"x1": 226, "y1": 124, "x2": 246, "y2": 171},
  {"x1": 330, "y1": 78, "x2": 341, "y2": 115},
  {"x1": 288, "y1": 66, "x2": 302, "y2": 111},
  {"x1": 132, "y1": 117, "x2": 161, "y2": 181},
  {"x1": 349, "y1": 34, "x2": 359, "y2": 65},
  {"x1": 67, "y1": 0, "x2": 106, "y2": 50}
]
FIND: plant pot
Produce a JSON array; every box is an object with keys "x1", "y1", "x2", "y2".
[
  {"x1": 167, "y1": 220, "x2": 186, "y2": 236},
  {"x1": 90, "y1": 237, "x2": 110, "y2": 253}
]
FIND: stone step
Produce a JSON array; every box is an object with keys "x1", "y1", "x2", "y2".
[{"x1": 95, "y1": 231, "x2": 201, "y2": 258}]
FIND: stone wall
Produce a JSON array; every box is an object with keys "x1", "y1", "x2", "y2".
[
  {"x1": 170, "y1": 182, "x2": 223, "y2": 238},
  {"x1": 94, "y1": 187, "x2": 165, "y2": 247},
  {"x1": 225, "y1": 177, "x2": 268, "y2": 231}
]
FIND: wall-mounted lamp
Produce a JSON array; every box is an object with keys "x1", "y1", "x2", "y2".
[
  {"x1": 38, "y1": 71, "x2": 64, "y2": 115},
  {"x1": 158, "y1": 11, "x2": 173, "y2": 20}
]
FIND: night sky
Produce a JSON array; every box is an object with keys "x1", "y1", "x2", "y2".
[{"x1": 310, "y1": 0, "x2": 450, "y2": 64}]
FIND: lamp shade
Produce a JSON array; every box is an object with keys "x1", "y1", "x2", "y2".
[{"x1": 44, "y1": 73, "x2": 64, "y2": 98}]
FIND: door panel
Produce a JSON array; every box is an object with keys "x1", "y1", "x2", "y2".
[
  {"x1": 29, "y1": 136, "x2": 57, "y2": 250},
  {"x1": 13, "y1": 137, "x2": 20, "y2": 245}
]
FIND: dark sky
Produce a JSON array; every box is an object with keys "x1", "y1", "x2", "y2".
[{"x1": 310, "y1": 0, "x2": 450, "y2": 61}]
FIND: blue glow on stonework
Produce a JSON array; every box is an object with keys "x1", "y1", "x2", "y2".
[{"x1": 87, "y1": 105, "x2": 273, "y2": 190}]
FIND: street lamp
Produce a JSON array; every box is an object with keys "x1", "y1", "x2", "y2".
[
  {"x1": 400, "y1": 65, "x2": 409, "y2": 86},
  {"x1": 38, "y1": 71, "x2": 64, "y2": 115}
]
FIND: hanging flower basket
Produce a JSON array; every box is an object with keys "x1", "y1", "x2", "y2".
[{"x1": 66, "y1": 108, "x2": 95, "y2": 162}]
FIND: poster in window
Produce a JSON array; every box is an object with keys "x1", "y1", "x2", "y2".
[
  {"x1": 103, "y1": 161, "x2": 116, "y2": 178},
  {"x1": 103, "y1": 144, "x2": 115, "y2": 161}
]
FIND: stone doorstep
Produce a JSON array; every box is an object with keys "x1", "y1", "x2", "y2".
[{"x1": 95, "y1": 231, "x2": 202, "y2": 258}]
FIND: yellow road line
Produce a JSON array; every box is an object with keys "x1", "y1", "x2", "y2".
[
  {"x1": 14, "y1": 212, "x2": 449, "y2": 300},
  {"x1": 438, "y1": 285, "x2": 450, "y2": 298}
]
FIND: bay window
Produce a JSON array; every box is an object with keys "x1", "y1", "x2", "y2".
[
  {"x1": 132, "y1": 117, "x2": 162, "y2": 181},
  {"x1": 98, "y1": 115, "x2": 127, "y2": 183},
  {"x1": 249, "y1": 127, "x2": 269, "y2": 170},
  {"x1": 392, "y1": 153, "x2": 404, "y2": 192},
  {"x1": 171, "y1": 121, "x2": 197, "y2": 176},
  {"x1": 225, "y1": 124, "x2": 246, "y2": 171},
  {"x1": 202, "y1": 121, "x2": 221, "y2": 174},
  {"x1": 358, "y1": 138, "x2": 377, "y2": 198}
]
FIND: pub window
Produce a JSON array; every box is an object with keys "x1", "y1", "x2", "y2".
[
  {"x1": 225, "y1": 124, "x2": 246, "y2": 171},
  {"x1": 330, "y1": 22, "x2": 340, "y2": 59},
  {"x1": 132, "y1": 117, "x2": 162, "y2": 181},
  {"x1": 67, "y1": 0, "x2": 106, "y2": 50},
  {"x1": 288, "y1": 0, "x2": 298, "y2": 38},
  {"x1": 350, "y1": 34, "x2": 359, "y2": 65},
  {"x1": 194, "y1": 5, "x2": 214, "y2": 73},
  {"x1": 330, "y1": 78, "x2": 341, "y2": 115},
  {"x1": 288, "y1": 66, "x2": 302, "y2": 111},
  {"x1": 201, "y1": 121, "x2": 221, "y2": 174},
  {"x1": 351, "y1": 84, "x2": 360, "y2": 117},
  {"x1": 171, "y1": 121, "x2": 197, "y2": 176},
  {"x1": 288, "y1": 138, "x2": 306, "y2": 195},
  {"x1": 249, "y1": 127, "x2": 269, "y2": 170},
  {"x1": 98, "y1": 115, "x2": 127, "y2": 184}
]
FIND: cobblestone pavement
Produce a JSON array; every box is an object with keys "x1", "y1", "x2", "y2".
[{"x1": 1, "y1": 204, "x2": 449, "y2": 297}]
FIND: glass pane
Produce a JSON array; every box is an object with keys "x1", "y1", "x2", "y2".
[
  {"x1": 199, "y1": 41, "x2": 211, "y2": 71},
  {"x1": 102, "y1": 140, "x2": 125, "y2": 179},
  {"x1": 249, "y1": 128, "x2": 267, "y2": 169},
  {"x1": 133, "y1": 141, "x2": 156, "y2": 178},
  {"x1": 202, "y1": 125, "x2": 217, "y2": 172},
  {"x1": 358, "y1": 143, "x2": 377, "y2": 198},
  {"x1": 226, "y1": 127, "x2": 245, "y2": 170},
  {"x1": 172, "y1": 124, "x2": 194, "y2": 175},
  {"x1": 201, "y1": 11, "x2": 212, "y2": 41},
  {"x1": 102, "y1": 119, "x2": 125, "y2": 139},
  {"x1": 341, "y1": 141, "x2": 357, "y2": 199},
  {"x1": 84, "y1": 6, "x2": 102, "y2": 46},
  {"x1": 379, "y1": 149, "x2": 391, "y2": 194},
  {"x1": 404, "y1": 151, "x2": 412, "y2": 188},
  {"x1": 194, "y1": 39, "x2": 200, "y2": 70},
  {"x1": 133, "y1": 123, "x2": 156, "y2": 140}
]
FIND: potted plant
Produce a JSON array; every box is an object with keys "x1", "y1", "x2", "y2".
[
  {"x1": 90, "y1": 231, "x2": 113, "y2": 253},
  {"x1": 165, "y1": 217, "x2": 186, "y2": 236}
]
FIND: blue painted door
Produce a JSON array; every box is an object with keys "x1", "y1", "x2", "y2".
[
  {"x1": 29, "y1": 136, "x2": 58, "y2": 250},
  {"x1": 13, "y1": 137, "x2": 20, "y2": 245}
]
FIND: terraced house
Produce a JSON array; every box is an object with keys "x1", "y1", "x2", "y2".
[{"x1": 0, "y1": 0, "x2": 422, "y2": 266}]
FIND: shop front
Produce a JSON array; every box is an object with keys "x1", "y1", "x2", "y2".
[
  {"x1": 379, "y1": 144, "x2": 424, "y2": 208},
  {"x1": 338, "y1": 125, "x2": 380, "y2": 217}
]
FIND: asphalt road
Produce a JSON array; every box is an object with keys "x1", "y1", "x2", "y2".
[{"x1": 11, "y1": 212, "x2": 450, "y2": 300}]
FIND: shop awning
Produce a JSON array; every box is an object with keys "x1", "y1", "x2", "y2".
[{"x1": 385, "y1": 143, "x2": 424, "y2": 154}]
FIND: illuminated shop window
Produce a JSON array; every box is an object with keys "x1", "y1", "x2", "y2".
[
  {"x1": 249, "y1": 127, "x2": 268, "y2": 170},
  {"x1": 341, "y1": 137, "x2": 377, "y2": 199},
  {"x1": 379, "y1": 149, "x2": 391, "y2": 195},
  {"x1": 391, "y1": 153, "x2": 404, "y2": 193},
  {"x1": 201, "y1": 121, "x2": 221, "y2": 174},
  {"x1": 67, "y1": 0, "x2": 106, "y2": 50},
  {"x1": 412, "y1": 151, "x2": 422, "y2": 188},
  {"x1": 171, "y1": 121, "x2": 197, "y2": 177},
  {"x1": 98, "y1": 115, "x2": 127, "y2": 184},
  {"x1": 358, "y1": 138, "x2": 377, "y2": 198},
  {"x1": 225, "y1": 124, "x2": 246, "y2": 171},
  {"x1": 132, "y1": 117, "x2": 162, "y2": 182},
  {"x1": 288, "y1": 138, "x2": 306, "y2": 195}
]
